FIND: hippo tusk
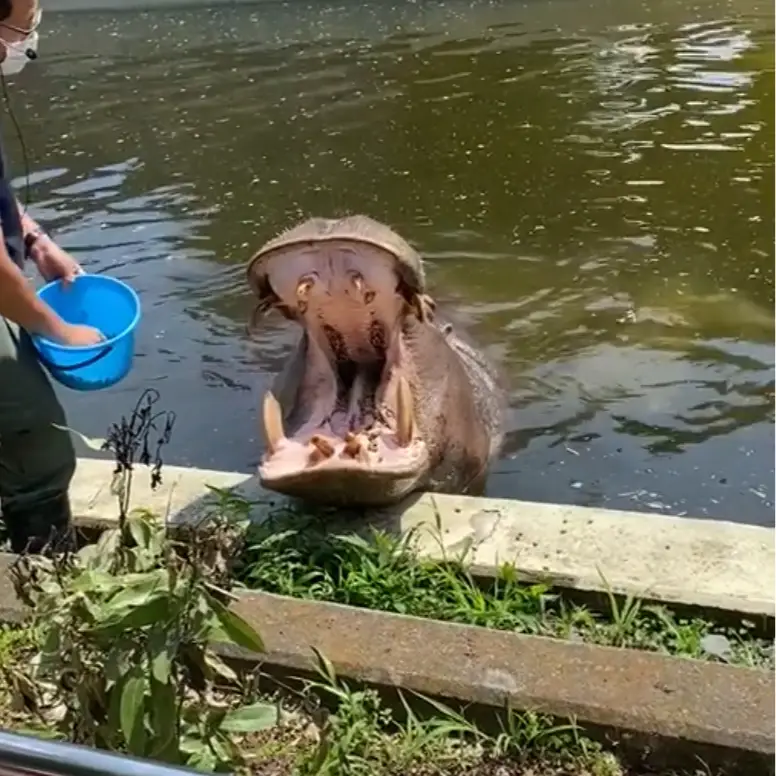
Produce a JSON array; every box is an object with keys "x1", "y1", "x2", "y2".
[
  {"x1": 396, "y1": 376, "x2": 415, "y2": 447},
  {"x1": 262, "y1": 391, "x2": 285, "y2": 454}
]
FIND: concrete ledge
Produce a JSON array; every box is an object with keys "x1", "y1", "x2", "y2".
[
  {"x1": 228, "y1": 591, "x2": 774, "y2": 775},
  {"x1": 68, "y1": 457, "x2": 775, "y2": 620}
]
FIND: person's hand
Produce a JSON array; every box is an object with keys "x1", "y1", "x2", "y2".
[
  {"x1": 29, "y1": 236, "x2": 84, "y2": 285},
  {"x1": 57, "y1": 323, "x2": 105, "y2": 347}
]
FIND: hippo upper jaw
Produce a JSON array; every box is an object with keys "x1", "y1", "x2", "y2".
[{"x1": 254, "y1": 266, "x2": 432, "y2": 503}]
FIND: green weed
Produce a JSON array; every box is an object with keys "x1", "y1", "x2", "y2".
[
  {"x1": 7, "y1": 510, "x2": 275, "y2": 772},
  {"x1": 236, "y1": 509, "x2": 773, "y2": 670}
]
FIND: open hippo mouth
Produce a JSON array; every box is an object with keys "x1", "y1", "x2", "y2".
[
  {"x1": 250, "y1": 221, "x2": 433, "y2": 504},
  {"x1": 260, "y1": 352, "x2": 429, "y2": 493}
]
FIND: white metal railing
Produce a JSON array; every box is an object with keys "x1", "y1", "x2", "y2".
[{"x1": 0, "y1": 730, "x2": 211, "y2": 776}]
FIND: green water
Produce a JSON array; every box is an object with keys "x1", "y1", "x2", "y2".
[{"x1": 7, "y1": 0, "x2": 774, "y2": 523}]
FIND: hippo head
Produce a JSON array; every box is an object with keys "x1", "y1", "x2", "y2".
[{"x1": 247, "y1": 215, "x2": 438, "y2": 506}]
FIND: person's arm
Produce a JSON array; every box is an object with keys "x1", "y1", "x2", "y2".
[
  {"x1": 17, "y1": 204, "x2": 83, "y2": 283},
  {"x1": 0, "y1": 240, "x2": 68, "y2": 339},
  {"x1": 18, "y1": 205, "x2": 49, "y2": 257}
]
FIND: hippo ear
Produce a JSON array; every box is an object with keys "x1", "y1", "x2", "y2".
[
  {"x1": 246, "y1": 298, "x2": 297, "y2": 336},
  {"x1": 405, "y1": 292, "x2": 436, "y2": 323},
  {"x1": 419, "y1": 294, "x2": 436, "y2": 321},
  {"x1": 246, "y1": 250, "x2": 298, "y2": 326},
  {"x1": 246, "y1": 249, "x2": 271, "y2": 301},
  {"x1": 248, "y1": 292, "x2": 298, "y2": 329}
]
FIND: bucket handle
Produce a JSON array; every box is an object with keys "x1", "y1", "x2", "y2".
[{"x1": 37, "y1": 343, "x2": 113, "y2": 373}]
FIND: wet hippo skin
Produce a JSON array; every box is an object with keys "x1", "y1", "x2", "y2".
[{"x1": 246, "y1": 215, "x2": 507, "y2": 507}]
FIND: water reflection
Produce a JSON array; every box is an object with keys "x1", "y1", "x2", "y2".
[{"x1": 4, "y1": 0, "x2": 773, "y2": 523}]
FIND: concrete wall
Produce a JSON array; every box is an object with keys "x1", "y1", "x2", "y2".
[{"x1": 68, "y1": 457, "x2": 776, "y2": 618}]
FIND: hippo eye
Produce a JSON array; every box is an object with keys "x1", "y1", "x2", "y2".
[{"x1": 296, "y1": 273, "x2": 317, "y2": 299}]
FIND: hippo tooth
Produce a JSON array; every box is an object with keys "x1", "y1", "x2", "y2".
[
  {"x1": 310, "y1": 435, "x2": 335, "y2": 459},
  {"x1": 343, "y1": 432, "x2": 370, "y2": 462},
  {"x1": 262, "y1": 391, "x2": 285, "y2": 454},
  {"x1": 343, "y1": 432, "x2": 361, "y2": 457},
  {"x1": 396, "y1": 376, "x2": 415, "y2": 447}
]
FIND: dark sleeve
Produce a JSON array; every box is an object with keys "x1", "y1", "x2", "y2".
[{"x1": 0, "y1": 135, "x2": 25, "y2": 268}]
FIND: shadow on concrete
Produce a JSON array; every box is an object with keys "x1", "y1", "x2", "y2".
[{"x1": 72, "y1": 463, "x2": 424, "y2": 548}]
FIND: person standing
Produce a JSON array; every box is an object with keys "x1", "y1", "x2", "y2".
[{"x1": 0, "y1": 0, "x2": 104, "y2": 553}]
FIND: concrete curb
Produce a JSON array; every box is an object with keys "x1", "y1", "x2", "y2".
[
  {"x1": 68, "y1": 457, "x2": 775, "y2": 620},
  {"x1": 0, "y1": 550, "x2": 770, "y2": 776},
  {"x1": 229, "y1": 591, "x2": 774, "y2": 775}
]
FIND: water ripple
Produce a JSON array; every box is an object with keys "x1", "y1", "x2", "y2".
[{"x1": 6, "y1": 0, "x2": 771, "y2": 519}]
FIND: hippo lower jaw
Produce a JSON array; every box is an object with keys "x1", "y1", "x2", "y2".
[
  {"x1": 258, "y1": 433, "x2": 429, "y2": 505},
  {"x1": 259, "y1": 358, "x2": 431, "y2": 506}
]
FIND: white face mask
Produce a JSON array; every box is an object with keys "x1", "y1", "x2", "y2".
[
  {"x1": 0, "y1": 9, "x2": 42, "y2": 78},
  {"x1": 1, "y1": 29, "x2": 38, "y2": 76}
]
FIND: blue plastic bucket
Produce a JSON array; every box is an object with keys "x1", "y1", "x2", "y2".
[{"x1": 32, "y1": 274, "x2": 141, "y2": 392}]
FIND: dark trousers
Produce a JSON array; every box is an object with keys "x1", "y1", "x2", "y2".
[{"x1": 0, "y1": 318, "x2": 76, "y2": 553}]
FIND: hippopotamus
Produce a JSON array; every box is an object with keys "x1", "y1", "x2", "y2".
[{"x1": 246, "y1": 215, "x2": 506, "y2": 507}]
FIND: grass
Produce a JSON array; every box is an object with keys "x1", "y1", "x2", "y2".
[
  {"x1": 233, "y1": 506, "x2": 773, "y2": 670},
  {"x1": 0, "y1": 623, "x2": 29, "y2": 657},
  {"x1": 0, "y1": 624, "x2": 717, "y2": 776},
  {"x1": 240, "y1": 647, "x2": 626, "y2": 776}
]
